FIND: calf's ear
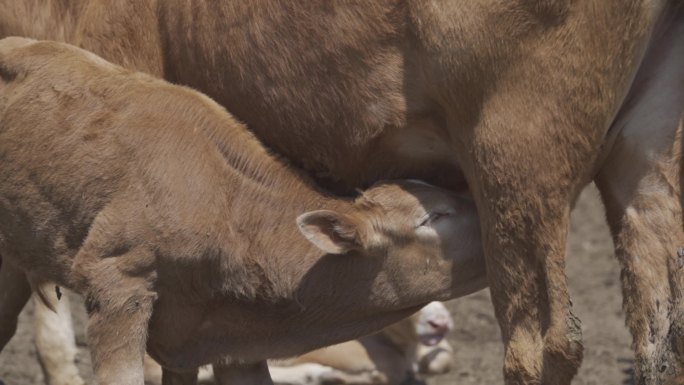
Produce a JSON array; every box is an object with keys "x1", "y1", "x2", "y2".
[
  {"x1": 296, "y1": 210, "x2": 361, "y2": 254},
  {"x1": 0, "y1": 59, "x2": 14, "y2": 89},
  {"x1": 0, "y1": 37, "x2": 36, "y2": 84}
]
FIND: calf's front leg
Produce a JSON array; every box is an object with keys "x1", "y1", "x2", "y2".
[
  {"x1": 74, "y1": 244, "x2": 157, "y2": 385},
  {"x1": 86, "y1": 283, "x2": 156, "y2": 385}
]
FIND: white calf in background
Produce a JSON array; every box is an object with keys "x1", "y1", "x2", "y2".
[
  {"x1": 265, "y1": 301, "x2": 455, "y2": 385},
  {"x1": 32, "y1": 286, "x2": 84, "y2": 385}
]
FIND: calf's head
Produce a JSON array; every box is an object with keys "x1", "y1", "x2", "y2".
[{"x1": 297, "y1": 180, "x2": 486, "y2": 301}]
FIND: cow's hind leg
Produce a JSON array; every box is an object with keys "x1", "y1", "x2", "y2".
[
  {"x1": 595, "y1": 16, "x2": 684, "y2": 383},
  {"x1": 0, "y1": 256, "x2": 31, "y2": 350},
  {"x1": 596, "y1": 121, "x2": 684, "y2": 383}
]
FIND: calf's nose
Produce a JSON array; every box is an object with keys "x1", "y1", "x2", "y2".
[{"x1": 428, "y1": 319, "x2": 450, "y2": 332}]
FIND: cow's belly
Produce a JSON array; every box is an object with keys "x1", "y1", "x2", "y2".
[
  {"x1": 364, "y1": 117, "x2": 467, "y2": 191},
  {"x1": 182, "y1": 86, "x2": 463, "y2": 192},
  {"x1": 170, "y1": 79, "x2": 463, "y2": 192},
  {"x1": 158, "y1": 0, "x2": 465, "y2": 192},
  {"x1": 241, "y1": 113, "x2": 466, "y2": 193}
]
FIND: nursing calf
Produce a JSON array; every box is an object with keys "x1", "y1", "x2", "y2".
[{"x1": 0, "y1": 38, "x2": 485, "y2": 385}]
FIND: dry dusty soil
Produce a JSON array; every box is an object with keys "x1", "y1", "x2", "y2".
[{"x1": 0, "y1": 185, "x2": 635, "y2": 385}]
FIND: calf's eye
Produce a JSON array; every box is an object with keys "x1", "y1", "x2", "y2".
[{"x1": 418, "y1": 211, "x2": 449, "y2": 227}]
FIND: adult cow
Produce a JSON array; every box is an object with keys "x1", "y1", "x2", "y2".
[{"x1": 1, "y1": 1, "x2": 682, "y2": 384}]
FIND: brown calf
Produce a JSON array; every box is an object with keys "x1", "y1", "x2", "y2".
[{"x1": 0, "y1": 38, "x2": 485, "y2": 385}]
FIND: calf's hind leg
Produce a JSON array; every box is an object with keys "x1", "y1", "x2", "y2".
[{"x1": 0, "y1": 257, "x2": 31, "y2": 350}]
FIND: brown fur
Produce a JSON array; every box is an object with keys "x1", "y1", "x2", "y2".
[
  {"x1": 0, "y1": 38, "x2": 485, "y2": 385},
  {"x1": 0, "y1": 1, "x2": 683, "y2": 384}
]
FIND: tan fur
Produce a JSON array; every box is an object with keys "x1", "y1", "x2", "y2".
[
  {"x1": 0, "y1": 38, "x2": 485, "y2": 385},
  {"x1": 0, "y1": 1, "x2": 683, "y2": 383}
]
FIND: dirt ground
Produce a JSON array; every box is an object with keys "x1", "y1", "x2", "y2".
[{"x1": 0, "y1": 185, "x2": 634, "y2": 385}]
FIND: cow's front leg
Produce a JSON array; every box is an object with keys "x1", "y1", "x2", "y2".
[
  {"x1": 476, "y1": 183, "x2": 581, "y2": 385},
  {"x1": 454, "y1": 116, "x2": 594, "y2": 385},
  {"x1": 213, "y1": 361, "x2": 273, "y2": 385}
]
